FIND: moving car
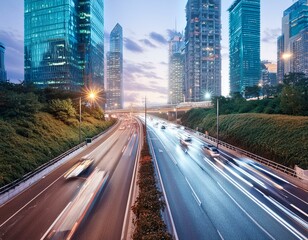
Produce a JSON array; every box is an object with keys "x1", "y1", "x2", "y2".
[
  {"x1": 202, "y1": 144, "x2": 220, "y2": 157},
  {"x1": 179, "y1": 133, "x2": 192, "y2": 142}
]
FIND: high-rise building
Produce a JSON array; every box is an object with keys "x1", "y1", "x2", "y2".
[
  {"x1": 261, "y1": 61, "x2": 277, "y2": 86},
  {"x1": 277, "y1": 0, "x2": 308, "y2": 83},
  {"x1": 106, "y1": 24, "x2": 123, "y2": 109},
  {"x1": 0, "y1": 42, "x2": 7, "y2": 82},
  {"x1": 184, "y1": 0, "x2": 221, "y2": 102},
  {"x1": 24, "y1": 0, "x2": 104, "y2": 90},
  {"x1": 228, "y1": 0, "x2": 261, "y2": 95},
  {"x1": 168, "y1": 31, "x2": 184, "y2": 104}
]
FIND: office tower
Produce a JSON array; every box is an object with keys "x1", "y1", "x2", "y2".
[
  {"x1": 261, "y1": 61, "x2": 277, "y2": 86},
  {"x1": 168, "y1": 31, "x2": 184, "y2": 104},
  {"x1": 229, "y1": 0, "x2": 260, "y2": 95},
  {"x1": 184, "y1": 0, "x2": 221, "y2": 102},
  {"x1": 106, "y1": 24, "x2": 123, "y2": 109},
  {"x1": 24, "y1": 0, "x2": 104, "y2": 90},
  {"x1": 0, "y1": 42, "x2": 7, "y2": 82},
  {"x1": 277, "y1": 0, "x2": 308, "y2": 83}
]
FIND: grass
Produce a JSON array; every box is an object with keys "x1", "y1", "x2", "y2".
[
  {"x1": 0, "y1": 112, "x2": 114, "y2": 187},
  {"x1": 181, "y1": 109, "x2": 308, "y2": 169}
]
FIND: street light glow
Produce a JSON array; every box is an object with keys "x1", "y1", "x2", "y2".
[
  {"x1": 205, "y1": 92, "x2": 211, "y2": 100},
  {"x1": 282, "y1": 52, "x2": 292, "y2": 60},
  {"x1": 89, "y1": 92, "x2": 96, "y2": 100}
]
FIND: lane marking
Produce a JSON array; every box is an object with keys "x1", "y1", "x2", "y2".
[
  {"x1": 185, "y1": 177, "x2": 201, "y2": 206},
  {"x1": 204, "y1": 157, "x2": 307, "y2": 240},
  {"x1": 283, "y1": 189, "x2": 308, "y2": 206},
  {"x1": 217, "y1": 230, "x2": 224, "y2": 240},
  {"x1": 217, "y1": 183, "x2": 275, "y2": 240},
  {"x1": 0, "y1": 173, "x2": 66, "y2": 228},
  {"x1": 122, "y1": 145, "x2": 126, "y2": 153},
  {"x1": 290, "y1": 204, "x2": 308, "y2": 218},
  {"x1": 40, "y1": 201, "x2": 72, "y2": 240}
]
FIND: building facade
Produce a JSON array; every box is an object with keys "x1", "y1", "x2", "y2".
[
  {"x1": 24, "y1": 0, "x2": 104, "y2": 90},
  {"x1": 261, "y1": 60, "x2": 277, "y2": 86},
  {"x1": 168, "y1": 31, "x2": 184, "y2": 104},
  {"x1": 0, "y1": 42, "x2": 7, "y2": 82},
  {"x1": 184, "y1": 0, "x2": 221, "y2": 102},
  {"x1": 228, "y1": 0, "x2": 260, "y2": 95},
  {"x1": 277, "y1": 0, "x2": 308, "y2": 83},
  {"x1": 106, "y1": 24, "x2": 123, "y2": 110}
]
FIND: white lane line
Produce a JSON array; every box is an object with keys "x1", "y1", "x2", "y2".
[
  {"x1": 217, "y1": 230, "x2": 224, "y2": 240},
  {"x1": 217, "y1": 183, "x2": 275, "y2": 240},
  {"x1": 213, "y1": 158, "x2": 253, "y2": 188},
  {"x1": 0, "y1": 173, "x2": 65, "y2": 228},
  {"x1": 185, "y1": 177, "x2": 201, "y2": 206},
  {"x1": 122, "y1": 145, "x2": 126, "y2": 153},
  {"x1": 264, "y1": 196, "x2": 308, "y2": 230},
  {"x1": 40, "y1": 201, "x2": 72, "y2": 240},
  {"x1": 204, "y1": 157, "x2": 307, "y2": 240},
  {"x1": 283, "y1": 189, "x2": 308, "y2": 206},
  {"x1": 290, "y1": 204, "x2": 308, "y2": 218}
]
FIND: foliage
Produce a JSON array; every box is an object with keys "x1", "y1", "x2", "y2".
[
  {"x1": 181, "y1": 110, "x2": 308, "y2": 169},
  {"x1": 0, "y1": 112, "x2": 114, "y2": 187},
  {"x1": 48, "y1": 99, "x2": 77, "y2": 123},
  {"x1": 131, "y1": 130, "x2": 172, "y2": 240}
]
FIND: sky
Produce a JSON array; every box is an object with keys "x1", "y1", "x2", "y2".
[{"x1": 0, "y1": 0, "x2": 296, "y2": 107}]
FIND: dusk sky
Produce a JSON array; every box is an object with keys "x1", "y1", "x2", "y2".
[{"x1": 0, "y1": 0, "x2": 296, "y2": 106}]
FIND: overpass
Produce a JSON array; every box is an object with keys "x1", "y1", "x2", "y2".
[{"x1": 105, "y1": 101, "x2": 213, "y2": 114}]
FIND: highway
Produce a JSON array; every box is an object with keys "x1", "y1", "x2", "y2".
[
  {"x1": 146, "y1": 116, "x2": 307, "y2": 240},
  {"x1": 0, "y1": 117, "x2": 141, "y2": 240}
]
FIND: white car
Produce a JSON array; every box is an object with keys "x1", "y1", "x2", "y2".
[{"x1": 202, "y1": 144, "x2": 220, "y2": 157}]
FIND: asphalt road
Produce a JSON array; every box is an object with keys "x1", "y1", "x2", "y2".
[
  {"x1": 0, "y1": 117, "x2": 140, "y2": 240},
  {"x1": 146, "y1": 117, "x2": 307, "y2": 240}
]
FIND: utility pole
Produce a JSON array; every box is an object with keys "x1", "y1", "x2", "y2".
[
  {"x1": 216, "y1": 97, "x2": 219, "y2": 148},
  {"x1": 144, "y1": 96, "x2": 147, "y2": 134}
]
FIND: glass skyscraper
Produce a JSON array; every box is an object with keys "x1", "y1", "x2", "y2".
[
  {"x1": 228, "y1": 0, "x2": 260, "y2": 95},
  {"x1": 106, "y1": 24, "x2": 123, "y2": 109},
  {"x1": 0, "y1": 42, "x2": 7, "y2": 82},
  {"x1": 277, "y1": 0, "x2": 308, "y2": 83},
  {"x1": 24, "y1": 0, "x2": 104, "y2": 90},
  {"x1": 168, "y1": 31, "x2": 184, "y2": 104},
  {"x1": 185, "y1": 0, "x2": 221, "y2": 102}
]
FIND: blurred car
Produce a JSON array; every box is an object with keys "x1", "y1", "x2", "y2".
[
  {"x1": 179, "y1": 133, "x2": 192, "y2": 142},
  {"x1": 161, "y1": 125, "x2": 166, "y2": 129},
  {"x1": 202, "y1": 144, "x2": 220, "y2": 157},
  {"x1": 119, "y1": 126, "x2": 126, "y2": 130}
]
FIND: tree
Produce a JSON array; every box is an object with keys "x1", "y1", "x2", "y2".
[
  {"x1": 48, "y1": 99, "x2": 77, "y2": 121},
  {"x1": 244, "y1": 85, "x2": 261, "y2": 99}
]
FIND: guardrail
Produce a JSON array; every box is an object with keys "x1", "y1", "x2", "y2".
[
  {"x1": 150, "y1": 114, "x2": 304, "y2": 181},
  {"x1": 0, "y1": 120, "x2": 119, "y2": 196},
  {"x1": 187, "y1": 129, "x2": 300, "y2": 179}
]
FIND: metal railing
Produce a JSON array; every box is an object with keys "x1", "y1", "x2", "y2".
[
  {"x1": 0, "y1": 121, "x2": 119, "y2": 196},
  {"x1": 188, "y1": 129, "x2": 299, "y2": 178}
]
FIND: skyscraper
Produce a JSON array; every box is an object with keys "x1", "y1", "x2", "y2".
[
  {"x1": 168, "y1": 31, "x2": 184, "y2": 104},
  {"x1": 0, "y1": 42, "x2": 7, "y2": 82},
  {"x1": 184, "y1": 0, "x2": 221, "y2": 102},
  {"x1": 277, "y1": 0, "x2": 308, "y2": 83},
  {"x1": 24, "y1": 0, "x2": 104, "y2": 90},
  {"x1": 228, "y1": 0, "x2": 260, "y2": 95},
  {"x1": 106, "y1": 24, "x2": 123, "y2": 109}
]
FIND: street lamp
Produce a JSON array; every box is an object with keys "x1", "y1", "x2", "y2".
[
  {"x1": 170, "y1": 91, "x2": 173, "y2": 105},
  {"x1": 79, "y1": 90, "x2": 97, "y2": 143},
  {"x1": 216, "y1": 97, "x2": 219, "y2": 149},
  {"x1": 173, "y1": 107, "x2": 177, "y2": 123}
]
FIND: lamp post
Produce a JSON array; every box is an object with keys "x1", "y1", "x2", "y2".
[
  {"x1": 216, "y1": 97, "x2": 219, "y2": 149},
  {"x1": 173, "y1": 107, "x2": 177, "y2": 123},
  {"x1": 79, "y1": 90, "x2": 97, "y2": 143}
]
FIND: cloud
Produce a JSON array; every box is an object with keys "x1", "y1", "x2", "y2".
[
  {"x1": 262, "y1": 28, "x2": 281, "y2": 43},
  {"x1": 124, "y1": 38, "x2": 143, "y2": 53},
  {"x1": 160, "y1": 61, "x2": 168, "y2": 65},
  {"x1": 0, "y1": 30, "x2": 24, "y2": 82},
  {"x1": 139, "y1": 39, "x2": 157, "y2": 48},
  {"x1": 149, "y1": 32, "x2": 167, "y2": 45}
]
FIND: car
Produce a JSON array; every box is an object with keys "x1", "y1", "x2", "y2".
[
  {"x1": 202, "y1": 144, "x2": 220, "y2": 157},
  {"x1": 179, "y1": 133, "x2": 192, "y2": 142},
  {"x1": 161, "y1": 125, "x2": 166, "y2": 129},
  {"x1": 119, "y1": 126, "x2": 126, "y2": 130}
]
